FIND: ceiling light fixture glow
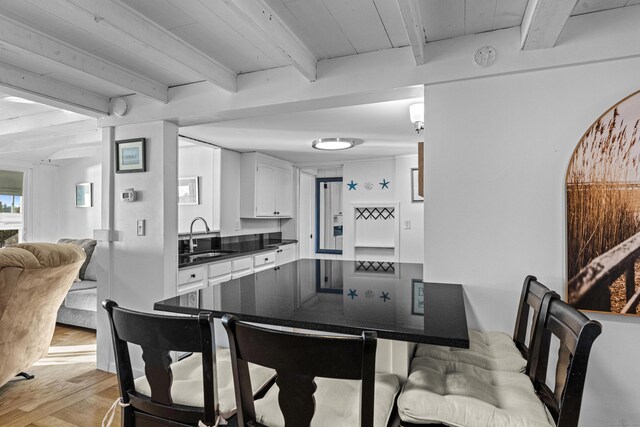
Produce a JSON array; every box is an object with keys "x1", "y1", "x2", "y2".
[
  {"x1": 312, "y1": 137, "x2": 362, "y2": 151},
  {"x1": 2, "y1": 96, "x2": 38, "y2": 104}
]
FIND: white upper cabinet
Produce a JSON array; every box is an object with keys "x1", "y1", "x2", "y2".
[
  {"x1": 240, "y1": 152, "x2": 293, "y2": 218},
  {"x1": 256, "y1": 164, "x2": 277, "y2": 216},
  {"x1": 275, "y1": 167, "x2": 293, "y2": 217}
]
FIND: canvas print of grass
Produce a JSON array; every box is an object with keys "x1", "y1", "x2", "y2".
[{"x1": 567, "y1": 90, "x2": 640, "y2": 315}]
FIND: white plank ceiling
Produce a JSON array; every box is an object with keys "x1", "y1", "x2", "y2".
[
  {"x1": 0, "y1": 0, "x2": 638, "y2": 160},
  {"x1": 0, "y1": 0, "x2": 636, "y2": 97}
]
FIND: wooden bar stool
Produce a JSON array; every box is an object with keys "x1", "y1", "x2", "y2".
[{"x1": 222, "y1": 315, "x2": 401, "y2": 427}]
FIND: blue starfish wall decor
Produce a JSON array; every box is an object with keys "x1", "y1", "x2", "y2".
[
  {"x1": 380, "y1": 179, "x2": 390, "y2": 189},
  {"x1": 348, "y1": 289, "x2": 358, "y2": 299},
  {"x1": 347, "y1": 180, "x2": 358, "y2": 191},
  {"x1": 380, "y1": 291, "x2": 390, "y2": 302}
]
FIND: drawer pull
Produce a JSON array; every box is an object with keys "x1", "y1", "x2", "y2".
[{"x1": 190, "y1": 274, "x2": 196, "y2": 278}]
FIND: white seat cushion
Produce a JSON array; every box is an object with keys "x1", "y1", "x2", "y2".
[
  {"x1": 414, "y1": 330, "x2": 527, "y2": 373},
  {"x1": 134, "y1": 349, "x2": 275, "y2": 418},
  {"x1": 397, "y1": 358, "x2": 554, "y2": 427},
  {"x1": 254, "y1": 373, "x2": 400, "y2": 427}
]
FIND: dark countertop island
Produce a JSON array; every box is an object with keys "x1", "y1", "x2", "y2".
[{"x1": 157, "y1": 259, "x2": 469, "y2": 347}]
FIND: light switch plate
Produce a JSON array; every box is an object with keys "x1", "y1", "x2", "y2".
[{"x1": 137, "y1": 219, "x2": 145, "y2": 236}]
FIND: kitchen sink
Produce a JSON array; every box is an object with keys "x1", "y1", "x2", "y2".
[{"x1": 180, "y1": 249, "x2": 237, "y2": 263}]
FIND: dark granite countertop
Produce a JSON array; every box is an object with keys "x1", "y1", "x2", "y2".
[
  {"x1": 159, "y1": 259, "x2": 469, "y2": 347},
  {"x1": 178, "y1": 239, "x2": 297, "y2": 269}
]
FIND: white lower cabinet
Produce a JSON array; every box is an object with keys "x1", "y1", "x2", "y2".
[
  {"x1": 177, "y1": 265, "x2": 206, "y2": 294},
  {"x1": 231, "y1": 256, "x2": 253, "y2": 279},
  {"x1": 254, "y1": 251, "x2": 276, "y2": 272},
  {"x1": 276, "y1": 244, "x2": 296, "y2": 266},
  {"x1": 208, "y1": 260, "x2": 232, "y2": 286},
  {"x1": 178, "y1": 244, "x2": 298, "y2": 294}
]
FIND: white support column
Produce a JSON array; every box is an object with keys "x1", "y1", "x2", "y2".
[{"x1": 96, "y1": 126, "x2": 115, "y2": 372}]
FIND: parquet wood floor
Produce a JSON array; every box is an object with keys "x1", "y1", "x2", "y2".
[{"x1": 0, "y1": 324, "x2": 120, "y2": 427}]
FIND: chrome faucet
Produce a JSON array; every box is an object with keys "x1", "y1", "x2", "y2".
[{"x1": 189, "y1": 217, "x2": 211, "y2": 253}]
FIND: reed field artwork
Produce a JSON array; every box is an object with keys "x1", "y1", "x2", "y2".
[{"x1": 567, "y1": 90, "x2": 640, "y2": 316}]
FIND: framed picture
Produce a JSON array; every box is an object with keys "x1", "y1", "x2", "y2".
[
  {"x1": 411, "y1": 279, "x2": 424, "y2": 315},
  {"x1": 75, "y1": 183, "x2": 92, "y2": 207},
  {"x1": 566, "y1": 89, "x2": 640, "y2": 316},
  {"x1": 178, "y1": 177, "x2": 199, "y2": 205},
  {"x1": 411, "y1": 168, "x2": 424, "y2": 203},
  {"x1": 116, "y1": 138, "x2": 146, "y2": 173}
]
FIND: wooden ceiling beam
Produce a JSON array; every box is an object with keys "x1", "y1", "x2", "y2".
[
  {"x1": 225, "y1": 0, "x2": 317, "y2": 81},
  {"x1": 27, "y1": 0, "x2": 237, "y2": 92},
  {"x1": 521, "y1": 0, "x2": 578, "y2": 50},
  {"x1": 0, "y1": 62, "x2": 109, "y2": 117},
  {"x1": 0, "y1": 15, "x2": 167, "y2": 103},
  {"x1": 397, "y1": 0, "x2": 427, "y2": 66}
]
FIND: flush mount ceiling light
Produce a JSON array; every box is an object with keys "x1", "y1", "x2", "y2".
[
  {"x1": 312, "y1": 137, "x2": 362, "y2": 151},
  {"x1": 409, "y1": 103, "x2": 424, "y2": 133}
]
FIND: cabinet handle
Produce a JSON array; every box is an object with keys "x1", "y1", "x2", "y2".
[
  {"x1": 265, "y1": 258, "x2": 269, "y2": 261},
  {"x1": 190, "y1": 274, "x2": 196, "y2": 278}
]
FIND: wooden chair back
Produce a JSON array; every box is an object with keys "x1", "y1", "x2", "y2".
[
  {"x1": 103, "y1": 300, "x2": 217, "y2": 426},
  {"x1": 513, "y1": 275, "x2": 552, "y2": 362},
  {"x1": 222, "y1": 314, "x2": 377, "y2": 427},
  {"x1": 528, "y1": 293, "x2": 602, "y2": 427}
]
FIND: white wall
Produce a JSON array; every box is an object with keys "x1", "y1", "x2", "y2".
[
  {"x1": 341, "y1": 157, "x2": 423, "y2": 263},
  {"x1": 29, "y1": 163, "x2": 60, "y2": 242},
  {"x1": 111, "y1": 122, "x2": 178, "y2": 308},
  {"x1": 423, "y1": 57, "x2": 640, "y2": 426},
  {"x1": 56, "y1": 156, "x2": 101, "y2": 239},
  {"x1": 178, "y1": 143, "x2": 220, "y2": 234},
  {"x1": 96, "y1": 121, "x2": 178, "y2": 374},
  {"x1": 343, "y1": 158, "x2": 396, "y2": 260},
  {"x1": 395, "y1": 155, "x2": 423, "y2": 264},
  {"x1": 219, "y1": 148, "x2": 280, "y2": 236}
]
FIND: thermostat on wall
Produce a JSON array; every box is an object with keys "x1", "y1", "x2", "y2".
[{"x1": 121, "y1": 188, "x2": 136, "y2": 202}]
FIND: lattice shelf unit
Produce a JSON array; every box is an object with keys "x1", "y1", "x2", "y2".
[{"x1": 352, "y1": 202, "x2": 400, "y2": 261}]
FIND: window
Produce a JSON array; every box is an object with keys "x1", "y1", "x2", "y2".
[{"x1": 0, "y1": 170, "x2": 24, "y2": 247}]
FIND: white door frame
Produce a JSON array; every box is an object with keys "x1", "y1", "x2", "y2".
[{"x1": 298, "y1": 171, "x2": 316, "y2": 259}]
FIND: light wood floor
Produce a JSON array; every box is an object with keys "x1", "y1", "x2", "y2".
[{"x1": 0, "y1": 324, "x2": 121, "y2": 427}]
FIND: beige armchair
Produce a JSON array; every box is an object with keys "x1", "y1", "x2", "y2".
[{"x1": 0, "y1": 243, "x2": 85, "y2": 388}]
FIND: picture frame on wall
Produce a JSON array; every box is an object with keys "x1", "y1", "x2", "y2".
[
  {"x1": 411, "y1": 168, "x2": 424, "y2": 203},
  {"x1": 115, "y1": 138, "x2": 146, "y2": 173},
  {"x1": 75, "y1": 183, "x2": 92, "y2": 208},
  {"x1": 178, "y1": 177, "x2": 199, "y2": 205},
  {"x1": 411, "y1": 279, "x2": 424, "y2": 315}
]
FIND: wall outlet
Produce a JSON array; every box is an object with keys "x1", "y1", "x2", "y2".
[
  {"x1": 235, "y1": 220, "x2": 241, "y2": 231},
  {"x1": 137, "y1": 219, "x2": 145, "y2": 236},
  {"x1": 404, "y1": 220, "x2": 411, "y2": 229}
]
